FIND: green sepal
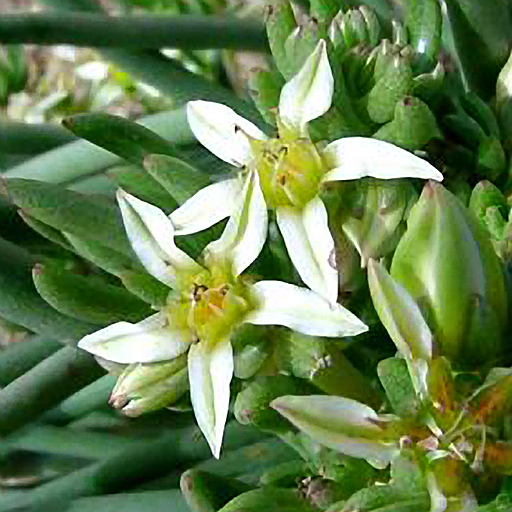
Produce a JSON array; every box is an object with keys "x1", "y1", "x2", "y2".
[
  {"x1": 118, "y1": 269, "x2": 170, "y2": 308},
  {"x1": 3, "y1": 178, "x2": 132, "y2": 256},
  {"x1": 404, "y1": 0, "x2": 441, "y2": 73},
  {"x1": 142, "y1": 154, "x2": 210, "y2": 206},
  {"x1": 218, "y1": 488, "x2": 316, "y2": 512},
  {"x1": 107, "y1": 164, "x2": 178, "y2": 211},
  {"x1": 372, "y1": 96, "x2": 441, "y2": 151},
  {"x1": 265, "y1": 1, "x2": 298, "y2": 80},
  {"x1": 33, "y1": 262, "x2": 153, "y2": 325},
  {"x1": 180, "y1": 469, "x2": 254, "y2": 512},
  {"x1": 248, "y1": 69, "x2": 285, "y2": 127},
  {"x1": 62, "y1": 113, "x2": 182, "y2": 166},
  {"x1": 377, "y1": 357, "x2": 418, "y2": 418},
  {"x1": 234, "y1": 375, "x2": 315, "y2": 434},
  {"x1": 365, "y1": 54, "x2": 413, "y2": 124}
]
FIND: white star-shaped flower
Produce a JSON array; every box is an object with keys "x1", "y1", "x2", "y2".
[
  {"x1": 78, "y1": 188, "x2": 368, "y2": 458},
  {"x1": 170, "y1": 39, "x2": 443, "y2": 304}
]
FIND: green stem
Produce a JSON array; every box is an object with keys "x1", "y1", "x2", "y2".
[
  {"x1": 41, "y1": 375, "x2": 116, "y2": 425},
  {"x1": 6, "y1": 424, "x2": 142, "y2": 460},
  {"x1": 0, "y1": 13, "x2": 268, "y2": 51},
  {"x1": 0, "y1": 346, "x2": 104, "y2": 436},
  {"x1": 0, "y1": 120, "x2": 76, "y2": 155},
  {"x1": 0, "y1": 421, "x2": 266, "y2": 510},
  {"x1": 0, "y1": 335, "x2": 62, "y2": 387}
]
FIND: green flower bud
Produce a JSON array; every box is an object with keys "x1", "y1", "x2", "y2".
[
  {"x1": 469, "y1": 181, "x2": 508, "y2": 229},
  {"x1": 328, "y1": 7, "x2": 380, "y2": 51},
  {"x1": 284, "y1": 21, "x2": 322, "y2": 78},
  {"x1": 478, "y1": 138, "x2": 507, "y2": 181},
  {"x1": 372, "y1": 96, "x2": 442, "y2": 151},
  {"x1": 390, "y1": 182, "x2": 508, "y2": 369},
  {"x1": 412, "y1": 62, "x2": 445, "y2": 104},
  {"x1": 180, "y1": 469, "x2": 253, "y2": 512},
  {"x1": 365, "y1": 53, "x2": 413, "y2": 124},
  {"x1": 342, "y1": 179, "x2": 415, "y2": 266},
  {"x1": 278, "y1": 331, "x2": 380, "y2": 407},
  {"x1": 234, "y1": 375, "x2": 314, "y2": 433},
  {"x1": 110, "y1": 353, "x2": 189, "y2": 416}
]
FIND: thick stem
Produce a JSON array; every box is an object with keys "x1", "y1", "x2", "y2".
[{"x1": 0, "y1": 13, "x2": 268, "y2": 51}]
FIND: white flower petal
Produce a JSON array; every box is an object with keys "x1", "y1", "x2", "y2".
[
  {"x1": 271, "y1": 395, "x2": 399, "y2": 469},
  {"x1": 118, "y1": 189, "x2": 202, "y2": 286},
  {"x1": 187, "y1": 101, "x2": 266, "y2": 168},
  {"x1": 322, "y1": 137, "x2": 444, "y2": 182},
  {"x1": 169, "y1": 178, "x2": 244, "y2": 236},
  {"x1": 278, "y1": 40, "x2": 334, "y2": 135},
  {"x1": 276, "y1": 199, "x2": 338, "y2": 304},
  {"x1": 188, "y1": 339, "x2": 233, "y2": 459},
  {"x1": 246, "y1": 280, "x2": 368, "y2": 337},
  {"x1": 203, "y1": 171, "x2": 268, "y2": 275},
  {"x1": 78, "y1": 312, "x2": 192, "y2": 364},
  {"x1": 367, "y1": 259, "x2": 432, "y2": 397}
]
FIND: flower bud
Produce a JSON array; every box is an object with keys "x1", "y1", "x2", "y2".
[
  {"x1": 469, "y1": 181, "x2": 508, "y2": 229},
  {"x1": 365, "y1": 53, "x2": 413, "y2": 124},
  {"x1": 328, "y1": 7, "x2": 379, "y2": 51},
  {"x1": 110, "y1": 353, "x2": 188, "y2": 416},
  {"x1": 342, "y1": 179, "x2": 415, "y2": 266},
  {"x1": 271, "y1": 395, "x2": 400, "y2": 468},
  {"x1": 372, "y1": 96, "x2": 442, "y2": 151},
  {"x1": 390, "y1": 182, "x2": 508, "y2": 369}
]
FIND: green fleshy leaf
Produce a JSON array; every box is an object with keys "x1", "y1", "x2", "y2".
[
  {"x1": 118, "y1": 269, "x2": 170, "y2": 308},
  {"x1": 218, "y1": 488, "x2": 315, "y2": 512},
  {"x1": 248, "y1": 69, "x2": 284, "y2": 127},
  {"x1": 62, "y1": 113, "x2": 182, "y2": 166},
  {"x1": 142, "y1": 154, "x2": 210, "y2": 206},
  {"x1": 180, "y1": 469, "x2": 254, "y2": 512},
  {"x1": 265, "y1": 1, "x2": 298, "y2": 80},
  {"x1": 4, "y1": 179, "x2": 132, "y2": 256},
  {"x1": 107, "y1": 165, "x2": 178, "y2": 211},
  {"x1": 33, "y1": 262, "x2": 153, "y2": 325}
]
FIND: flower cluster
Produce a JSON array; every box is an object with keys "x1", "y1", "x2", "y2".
[{"x1": 78, "y1": 39, "x2": 443, "y2": 458}]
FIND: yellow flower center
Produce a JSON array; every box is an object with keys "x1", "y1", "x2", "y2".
[
  {"x1": 249, "y1": 137, "x2": 326, "y2": 209},
  {"x1": 166, "y1": 265, "x2": 256, "y2": 345}
]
